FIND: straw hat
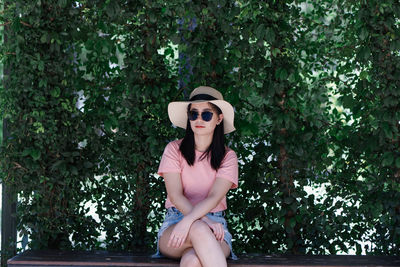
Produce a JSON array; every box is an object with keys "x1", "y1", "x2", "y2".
[{"x1": 168, "y1": 86, "x2": 235, "y2": 134}]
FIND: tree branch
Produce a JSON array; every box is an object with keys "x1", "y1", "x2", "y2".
[
  {"x1": 0, "y1": 22, "x2": 11, "y2": 27},
  {"x1": 20, "y1": 21, "x2": 33, "y2": 27}
]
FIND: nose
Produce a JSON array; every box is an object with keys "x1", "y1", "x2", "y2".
[
  {"x1": 191, "y1": 113, "x2": 202, "y2": 121},
  {"x1": 195, "y1": 115, "x2": 203, "y2": 121}
]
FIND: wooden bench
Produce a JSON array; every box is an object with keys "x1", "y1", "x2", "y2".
[{"x1": 7, "y1": 250, "x2": 400, "y2": 267}]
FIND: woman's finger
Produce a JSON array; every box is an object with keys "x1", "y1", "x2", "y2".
[
  {"x1": 214, "y1": 225, "x2": 221, "y2": 241},
  {"x1": 173, "y1": 236, "x2": 179, "y2": 248},
  {"x1": 177, "y1": 236, "x2": 184, "y2": 248},
  {"x1": 168, "y1": 234, "x2": 179, "y2": 248},
  {"x1": 213, "y1": 224, "x2": 222, "y2": 241},
  {"x1": 212, "y1": 225, "x2": 219, "y2": 238},
  {"x1": 172, "y1": 234, "x2": 186, "y2": 248},
  {"x1": 173, "y1": 237, "x2": 178, "y2": 248},
  {"x1": 167, "y1": 235, "x2": 173, "y2": 247},
  {"x1": 168, "y1": 235, "x2": 174, "y2": 247},
  {"x1": 219, "y1": 224, "x2": 224, "y2": 241},
  {"x1": 213, "y1": 224, "x2": 219, "y2": 240},
  {"x1": 218, "y1": 225, "x2": 223, "y2": 241},
  {"x1": 215, "y1": 225, "x2": 221, "y2": 241}
]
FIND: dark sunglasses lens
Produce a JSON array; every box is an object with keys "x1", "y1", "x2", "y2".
[
  {"x1": 188, "y1": 111, "x2": 199, "y2": 121},
  {"x1": 201, "y1": 111, "x2": 213, "y2": 121}
]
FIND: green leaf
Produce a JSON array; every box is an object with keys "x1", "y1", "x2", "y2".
[
  {"x1": 38, "y1": 61, "x2": 45, "y2": 71},
  {"x1": 16, "y1": 34, "x2": 25, "y2": 44},
  {"x1": 272, "y1": 48, "x2": 280, "y2": 57},
  {"x1": 342, "y1": 95, "x2": 354, "y2": 108},
  {"x1": 382, "y1": 152, "x2": 394, "y2": 166},
  {"x1": 70, "y1": 166, "x2": 78, "y2": 176},
  {"x1": 149, "y1": 13, "x2": 157, "y2": 23},
  {"x1": 288, "y1": 73, "x2": 296, "y2": 83},
  {"x1": 106, "y1": 4, "x2": 115, "y2": 17},
  {"x1": 303, "y1": 132, "x2": 313, "y2": 141},
  {"x1": 289, "y1": 218, "x2": 296, "y2": 228},
  {"x1": 358, "y1": 46, "x2": 371, "y2": 61},
  {"x1": 285, "y1": 225, "x2": 294, "y2": 234},
  {"x1": 280, "y1": 68, "x2": 288, "y2": 80},
  {"x1": 40, "y1": 33, "x2": 48, "y2": 43},
  {"x1": 30, "y1": 149, "x2": 41, "y2": 161},
  {"x1": 51, "y1": 160, "x2": 65, "y2": 171},
  {"x1": 255, "y1": 24, "x2": 265, "y2": 40},
  {"x1": 275, "y1": 68, "x2": 288, "y2": 81},
  {"x1": 58, "y1": 0, "x2": 67, "y2": 8},
  {"x1": 395, "y1": 157, "x2": 400, "y2": 168},
  {"x1": 359, "y1": 70, "x2": 368, "y2": 80},
  {"x1": 84, "y1": 161, "x2": 94, "y2": 169},
  {"x1": 265, "y1": 27, "x2": 275, "y2": 43},
  {"x1": 359, "y1": 27, "x2": 369, "y2": 41},
  {"x1": 234, "y1": 49, "x2": 242, "y2": 58},
  {"x1": 382, "y1": 123, "x2": 393, "y2": 139},
  {"x1": 39, "y1": 79, "x2": 47, "y2": 88},
  {"x1": 51, "y1": 87, "x2": 61, "y2": 98},
  {"x1": 61, "y1": 152, "x2": 71, "y2": 157},
  {"x1": 284, "y1": 197, "x2": 293, "y2": 204},
  {"x1": 22, "y1": 149, "x2": 31, "y2": 157}
]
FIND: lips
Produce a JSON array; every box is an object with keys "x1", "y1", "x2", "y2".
[{"x1": 195, "y1": 126, "x2": 205, "y2": 128}]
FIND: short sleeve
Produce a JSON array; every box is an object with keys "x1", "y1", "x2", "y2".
[
  {"x1": 157, "y1": 141, "x2": 182, "y2": 176},
  {"x1": 216, "y1": 150, "x2": 238, "y2": 189}
]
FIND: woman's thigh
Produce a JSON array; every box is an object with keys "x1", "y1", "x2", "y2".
[{"x1": 220, "y1": 240, "x2": 231, "y2": 258}]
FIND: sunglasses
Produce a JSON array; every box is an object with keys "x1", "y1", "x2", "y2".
[{"x1": 188, "y1": 110, "x2": 214, "y2": 122}]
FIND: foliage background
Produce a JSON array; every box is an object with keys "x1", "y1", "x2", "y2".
[{"x1": 0, "y1": 0, "x2": 399, "y2": 255}]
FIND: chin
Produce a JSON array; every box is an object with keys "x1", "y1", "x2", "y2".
[{"x1": 193, "y1": 129, "x2": 214, "y2": 136}]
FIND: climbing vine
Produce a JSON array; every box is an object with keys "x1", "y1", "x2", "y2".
[{"x1": 0, "y1": 0, "x2": 399, "y2": 255}]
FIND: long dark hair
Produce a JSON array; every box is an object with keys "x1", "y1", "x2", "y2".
[{"x1": 179, "y1": 102, "x2": 226, "y2": 170}]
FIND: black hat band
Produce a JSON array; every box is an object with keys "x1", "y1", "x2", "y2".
[{"x1": 189, "y1": 94, "x2": 218, "y2": 101}]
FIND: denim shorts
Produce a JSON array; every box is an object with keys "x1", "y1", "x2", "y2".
[{"x1": 153, "y1": 207, "x2": 237, "y2": 260}]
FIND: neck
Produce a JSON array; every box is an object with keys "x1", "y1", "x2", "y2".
[{"x1": 194, "y1": 134, "x2": 213, "y2": 152}]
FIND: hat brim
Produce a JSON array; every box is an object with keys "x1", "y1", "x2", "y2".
[{"x1": 168, "y1": 100, "x2": 235, "y2": 134}]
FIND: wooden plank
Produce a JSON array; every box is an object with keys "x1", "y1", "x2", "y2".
[
  {"x1": 7, "y1": 250, "x2": 400, "y2": 267},
  {"x1": 8, "y1": 251, "x2": 179, "y2": 267},
  {"x1": 232, "y1": 254, "x2": 400, "y2": 267}
]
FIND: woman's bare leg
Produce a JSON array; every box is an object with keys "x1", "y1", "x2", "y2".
[
  {"x1": 188, "y1": 220, "x2": 227, "y2": 267},
  {"x1": 159, "y1": 225, "x2": 193, "y2": 259},
  {"x1": 180, "y1": 248, "x2": 201, "y2": 267},
  {"x1": 220, "y1": 240, "x2": 231, "y2": 258},
  {"x1": 159, "y1": 220, "x2": 230, "y2": 266}
]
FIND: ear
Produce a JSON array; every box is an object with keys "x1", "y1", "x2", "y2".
[{"x1": 217, "y1": 113, "x2": 224, "y2": 125}]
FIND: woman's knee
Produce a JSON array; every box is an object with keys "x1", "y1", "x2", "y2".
[{"x1": 189, "y1": 220, "x2": 212, "y2": 238}]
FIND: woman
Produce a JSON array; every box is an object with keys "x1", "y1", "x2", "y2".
[{"x1": 154, "y1": 86, "x2": 238, "y2": 267}]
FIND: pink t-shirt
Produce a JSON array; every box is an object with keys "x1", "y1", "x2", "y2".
[{"x1": 158, "y1": 139, "x2": 238, "y2": 212}]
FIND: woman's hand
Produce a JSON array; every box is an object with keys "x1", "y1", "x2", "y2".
[
  {"x1": 167, "y1": 217, "x2": 192, "y2": 248},
  {"x1": 201, "y1": 216, "x2": 225, "y2": 242}
]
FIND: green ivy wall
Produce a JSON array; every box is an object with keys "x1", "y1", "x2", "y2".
[{"x1": 0, "y1": 0, "x2": 399, "y2": 255}]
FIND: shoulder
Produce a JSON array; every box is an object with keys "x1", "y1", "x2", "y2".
[
  {"x1": 216, "y1": 146, "x2": 239, "y2": 188},
  {"x1": 224, "y1": 146, "x2": 237, "y2": 159},
  {"x1": 220, "y1": 147, "x2": 238, "y2": 165},
  {"x1": 163, "y1": 139, "x2": 183, "y2": 154},
  {"x1": 167, "y1": 139, "x2": 183, "y2": 149}
]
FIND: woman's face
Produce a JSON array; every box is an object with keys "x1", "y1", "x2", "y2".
[{"x1": 189, "y1": 102, "x2": 223, "y2": 136}]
